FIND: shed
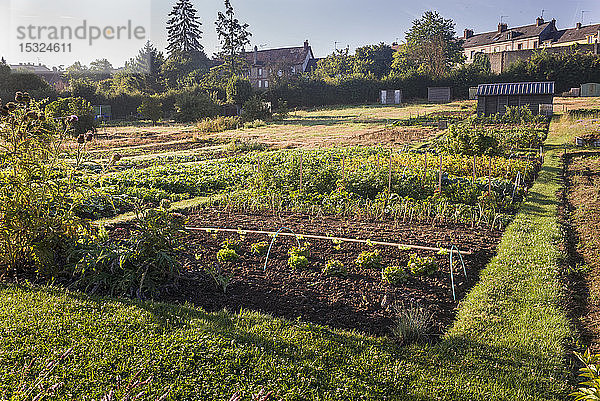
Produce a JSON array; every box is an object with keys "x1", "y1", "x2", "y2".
[
  {"x1": 93, "y1": 105, "x2": 112, "y2": 121},
  {"x1": 581, "y1": 83, "x2": 600, "y2": 97},
  {"x1": 469, "y1": 87, "x2": 478, "y2": 100},
  {"x1": 428, "y1": 87, "x2": 451, "y2": 103},
  {"x1": 476, "y1": 82, "x2": 555, "y2": 117},
  {"x1": 380, "y1": 90, "x2": 402, "y2": 105}
]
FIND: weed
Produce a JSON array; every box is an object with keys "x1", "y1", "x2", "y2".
[
  {"x1": 391, "y1": 302, "x2": 434, "y2": 345},
  {"x1": 382, "y1": 265, "x2": 410, "y2": 285},
  {"x1": 323, "y1": 260, "x2": 347, "y2": 277},
  {"x1": 355, "y1": 250, "x2": 381, "y2": 269}
]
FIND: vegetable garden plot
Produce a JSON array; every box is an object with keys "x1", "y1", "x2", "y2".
[{"x1": 143, "y1": 208, "x2": 502, "y2": 335}]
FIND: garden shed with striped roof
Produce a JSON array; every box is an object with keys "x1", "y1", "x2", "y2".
[{"x1": 476, "y1": 81, "x2": 555, "y2": 116}]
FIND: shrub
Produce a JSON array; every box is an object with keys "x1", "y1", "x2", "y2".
[
  {"x1": 288, "y1": 254, "x2": 309, "y2": 270},
  {"x1": 174, "y1": 90, "x2": 220, "y2": 123},
  {"x1": 197, "y1": 116, "x2": 240, "y2": 133},
  {"x1": 241, "y1": 96, "x2": 272, "y2": 122},
  {"x1": 571, "y1": 349, "x2": 600, "y2": 400},
  {"x1": 251, "y1": 241, "x2": 269, "y2": 255},
  {"x1": 382, "y1": 265, "x2": 410, "y2": 285},
  {"x1": 355, "y1": 250, "x2": 381, "y2": 269},
  {"x1": 137, "y1": 96, "x2": 162, "y2": 124},
  {"x1": 407, "y1": 254, "x2": 438, "y2": 276},
  {"x1": 226, "y1": 75, "x2": 253, "y2": 105},
  {"x1": 73, "y1": 206, "x2": 187, "y2": 298},
  {"x1": 391, "y1": 302, "x2": 435, "y2": 345},
  {"x1": 243, "y1": 119, "x2": 266, "y2": 129},
  {"x1": 217, "y1": 248, "x2": 239, "y2": 264},
  {"x1": 0, "y1": 93, "x2": 87, "y2": 275},
  {"x1": 323, "y1": 259, "x2": 347, "y2": 277},
  {"x1": 46, "y1": 96, "x2": 95, "y2": 136}
]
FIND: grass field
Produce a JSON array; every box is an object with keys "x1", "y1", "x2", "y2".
[{"x1": 0, "y1": 111, "x2": 579, "y2": 399}]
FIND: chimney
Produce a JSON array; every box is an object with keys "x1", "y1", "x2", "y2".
[
  {"x1": 498, "y1": 23, "x2": 508, "y2": 33},
  {"x1": 253, "y1": 45, "x2": 258, "y2": 65},
  {"x1": 536, "y1": 17, "x2": 545, "y2": 26},
  {"x1": 304, "y1": 40, "x2": 309, "y2": 50},
  {"x1": 464, "y1": 29, "x2": 474, "y2": 39},
  {"x1": 576, "y1": 22, "x2": 582, "y2": 30}
]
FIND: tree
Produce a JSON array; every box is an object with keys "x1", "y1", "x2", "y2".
[
  {"x1": 166, "y1": 0, "x2": 204, "y2": 56},
  {"x1": 89, "y1": 59, "x2": 114, "y2": 74},
  {"x1": 215, "y1": 0, "x2": 252, "y2": 77},
  {"x1": 138, "y1": 96, "x2": 162, "y2": 124},
  {"x1": 314, "y1": 48, "x2": 356, "y2": 79},
  {"x1": 123, "y1": 41, "x2": 165, "y2": 93},
  {"x1": 161, "y1": 51, "x2": 211, "y2": 89},
  {"x1": 402, "y1": 11, "x2": 465, "y2": 78},
  {"x1": 354, "y1": 43, "x2": 394, "y2": 78},
  {"x1": 226, "y1": 75, "x2": 252, "y2": 105}
]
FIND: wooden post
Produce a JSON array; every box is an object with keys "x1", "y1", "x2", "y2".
[
  {"x1": 424, "y1": 152, "x2": 428, "y2": 183},
  {"x1": 488, "y1": 157, "x2": 492, "y2": 195},
  {"x1": 342, "y1": 156, "x2": 346, "y2": 181},
  {"x1": 299, "y1": 152, "x2": 303, "y2": 192},
  {"x1": 438, "y1": 153, "x2": 443, "y2": 193},
  {"x1": 388, "y1": 151, "x2": 393, "y2": 194},
  {"x1": 257, "y1": 155, "x2": 261, "y2": 173},
  {"x1": 472, "y1": 155, "x2": 476, "y2": 184}
]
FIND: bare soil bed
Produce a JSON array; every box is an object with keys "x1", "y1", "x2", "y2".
[
  {"x1": 564, "y1": 151, "x2": 600, "y2": 351},
  {"x1": 128, "y1": 208, "x2": 502, "y2": 336}
]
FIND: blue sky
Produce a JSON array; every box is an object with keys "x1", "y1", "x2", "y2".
[{"x1": 1, "y1": 0, "x2": 599, "y2": 68}]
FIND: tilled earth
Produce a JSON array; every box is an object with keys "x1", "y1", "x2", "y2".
[{"x1": 147, "y1": 209, "x2": 502, "y2": 336}]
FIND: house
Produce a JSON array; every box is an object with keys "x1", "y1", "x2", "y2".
[
  {"x1": 476, "y1": 82, "x2": 555, "y2": 117},
  {"x1": 463, "y1": 18, "x2": 558, "y2": 63},
  {"x1": 9, "y1": 63, "x2": 67, "y2": 90},
  {"x1": 552, "y1": 23, "x2": 600, "y2": 47},
  {"x1": 244, "y1": 40, "x2": 316, "y2": 89}
]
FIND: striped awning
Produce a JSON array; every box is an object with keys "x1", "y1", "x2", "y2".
[{"x1": 476, "y1": 82, "x2": 555, "y2": 96}]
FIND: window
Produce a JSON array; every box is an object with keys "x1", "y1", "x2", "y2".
[
  {"x1": 589, "y1": 35, "x2": 595, "y2": 44},
  {"x1": 518, "y1": 43, "x2": 523, "y2": 50},
  {"x1": 258, "y1": 68, "x2": 263, "y2": 76},
  {"x1": 470, "y1": 50, "x2": 475, "y2": 59},
  {"x1": 264, "y1": 80, "x2": 269, "y2": 88},
  {"x1": 494, "y1": 46, "x2": 499, "y2": 52},
  {"x1": 258, "y1": 80, "x2": 262, "y2": 88},
  {"x1": 533, "y1": 41, "x2": 538, "y2": 49}
]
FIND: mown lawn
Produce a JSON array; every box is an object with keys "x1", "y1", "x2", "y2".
[{"x1": 0, "y1": 121, "x2": 575, "y2": 400}]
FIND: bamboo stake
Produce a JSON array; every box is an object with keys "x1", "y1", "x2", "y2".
[
  {"x1": 185, "y1": 226, "x2": 472, "y2": 255},
  {"x1": 388, "y1": 151, "x2": 393, "y2": 194},
  {"x1": 438, "y1": 153, "x2": 443, "y2": 193},
  {"x1": 299, "y1": 152, "x2": 303, "y2": 192},
  {"x1": 472, "y1": 155, "x2": 476, "y2": 184},
  {"x1": 488, "y1": 157, "x2": 492, "y2": 195}
]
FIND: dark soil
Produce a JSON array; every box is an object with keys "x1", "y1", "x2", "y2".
[
  {"x1": 153, "y1": 208, "x2": 501, "y2": 336},
  {"x1": 563, "y1": 151, "x2": 600, "y2": 351}
]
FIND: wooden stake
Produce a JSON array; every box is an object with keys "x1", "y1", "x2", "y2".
[
  {"x1": 299, "y1": 153, "x2": 303, "y2": 192},
  {"x1": 342, "y1": 156, "x2": 346, "y2": 181},
  {"x1": 488, "y1": 157, "x2": 492, "y2": 195},
  {"x1": 388, "y1": 151, "x2": 393, "y2": 194},
  {"x1": 472, "y1": 155, "x2": 476, "y2": 184},
  {"x1": 424, "y1": 152, "x2": 428, "y2": 182},
  {"x1": 438, "y1": 153, "x2": 443, "y2": 193}
]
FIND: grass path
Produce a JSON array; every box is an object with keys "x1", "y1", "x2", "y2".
[{"x1": 0, "y1": 119, "x2": 577, "y2": 400}]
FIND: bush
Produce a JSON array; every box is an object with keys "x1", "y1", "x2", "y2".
[
  {"x1": 382, "y1": 265, "x2": 410, "y2": 285},
  {"x1": 251, "y1": 241, "x2": 269, "y2": 255},
  {"x1": 217, "y1": 248, "x2": 239, "y2": 264},
  {"x1": 241, "y1": 96, "x2": 272, "y2": 122},
  {"x1": 226, "y1": 75, "x2": 253, "y2": 105},
  {"x1": 391, "y1": 302, "x2": 434, "y2": 345},
  {"x1": 73, "y1": 206, "x2": 187, "y2": 298},
  {"x1": 355, "y1": 250, "x2": 381, "y2": 269},
  {"x1": 407, "y1": 254, "x2": 438, "y2": 276},
  {"x1": 0, "y1": 93, "x2": 87, "y2": 275},
  {"x1": 197, "y1": 116, "x2": 240, "y2": 133},
  {"x1": 137, "y1": 96, "x2": 162, "y2": 124},
  {"x1": 571, "y1": 349, "x2": 600, "y2": 399},
  {"x1": 323, "y1": 260, "x2": 347, "y2": 277},
  {"x1": 46, "y1": 96, "x2": 96, "y2": 136},
  {"x1": 174, "y1": 90, "x2": 220, "y2": 123}
]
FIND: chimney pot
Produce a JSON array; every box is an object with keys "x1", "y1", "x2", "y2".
[
  {"x1": 304, "y1": 40, "x2": 309, "y2": 50},
  {"x1": 576, "y1": 22, "x2": 582, "y2": 30},
  {"x1": 253, "y1": 45, "x2": 258, "y2": 65},
  {"x1": 464, "y1": 29, "x2": 474, "y2": 39},
  {"x1": 536, "y1": 17, "x2": 544, "y2": 26},
  {"x1": 498, "y1": 23, "x2": 508, "y2": 33}
]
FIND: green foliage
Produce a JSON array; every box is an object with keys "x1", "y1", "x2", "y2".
[
  {"x1": 73, "y1": 206, "x2": 187, "y2": 298},
  {"x1": 174, "y1": 89, "x2": 220, "y2": 122},
  {"x1": 226, "y1": 75, "x2": 253, "y2": 105},
  {"x1": 0, "y1": 94, "x2": 86, "y2": 275},
  {"x1": 241, "y1": 96, "x2": 272, "y2": 122},
  {"x1": 215, "y1": 0, "x2": 252, "y2": 77},
  {"x1": 392, "y1": 302, "x2": 434, "y2": 345},
  {"x1": 197, "y1": 116, "x2": 240, "y2": 133},
  {"x1": 442, "y1": 123, "x2": 500, "y2": 156},
  {"x1": 314, "y1": 48, "x2": 358, "y2": 79},
  {"x1": 288, "y1": 244, "x2": 310, "y2": 258},
  {"x1": 407, "y1": 254, "x2": 438, "y2": 276},
  {"x1": 571, "y1": 349, "x2": 600, "y2": 400},
  {"x1": 323, "y1": 259, "x2": 347, "y2": 277},
  {"x1": 166, "y1": 0, "x2": 204, "y2": 56},
  {"x1": 382, "y1": 265, "x2": 410, "y2": 285},
  {"x1": 354, "y1": 43, "x2": 394, "y2": 78},
  {"x1": 287, "y1": 254, "x2": 309, "y2": 270},
  {"x1": 137, "y1": 96, "x2": 162, "y2": 124},
  {"x1": 217, "y1": 247, "x2": 239, "y2": 264},
  {"x1": 46, "y1": 97, "x2": 96, "y2": 136},
  {"x1": 251, "y1": 241, "x2": 268, "y2": 255},
  {"x1": 355, "y1": 250, "x2": 381, "y2": 269},
  {"x1": 221, "y1": 238, "x2": 241, "y2": 251}
]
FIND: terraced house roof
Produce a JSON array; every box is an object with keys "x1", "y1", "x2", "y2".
[
  {"x1": 554, "y1": 23, "x2": 600, "y2": 44},
  {"x1": 476, "y1": 82, "x2": 555, "y2": 96},
  {"x1": 464, "y1": 21, "x2": 553, "y2": 48}
]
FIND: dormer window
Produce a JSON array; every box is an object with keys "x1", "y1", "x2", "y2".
[
  {"x1": 258, "y1": 68, "x2": 263, "y2": 76},
  {"x1": 589, "y1": 35, "x2": 595, "y2": 44}
]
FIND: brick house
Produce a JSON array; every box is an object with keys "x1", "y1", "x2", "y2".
[
  {"x1": 552, "y1": 22, "x2": 600, "y2": 47},
  {"x1": 244, "y1": 40, "x2": 315, "y2": 89}
]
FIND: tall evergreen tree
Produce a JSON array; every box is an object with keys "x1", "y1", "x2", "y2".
[
  {"x1": 215, "y1": 0, "x2": 252, "y2": 77},
  {"x1": 166, "y1": 0, "x2": 204, "y2": 56}
]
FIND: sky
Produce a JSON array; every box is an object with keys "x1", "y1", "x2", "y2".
[{"x1": 0, "y1": 0, "x2": 599, "y2": 68}]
